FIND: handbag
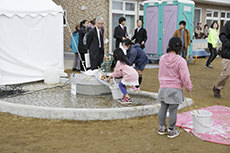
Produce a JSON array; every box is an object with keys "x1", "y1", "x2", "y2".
[{"x1": 85, "y1": 50, "x2": 91, "y2": 68}]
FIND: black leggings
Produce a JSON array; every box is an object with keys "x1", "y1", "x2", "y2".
[{"x1": 206, "y1": 43, "x2": 218, "y2": 66}]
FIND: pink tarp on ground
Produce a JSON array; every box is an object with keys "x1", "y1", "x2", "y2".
[{"x1": 176, "y1": 105, "x2": 230, "y2": 145}]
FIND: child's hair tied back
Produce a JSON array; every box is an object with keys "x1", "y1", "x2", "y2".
[{"x1": 167, "y1": 36, "x2": 183, "y2": 54}]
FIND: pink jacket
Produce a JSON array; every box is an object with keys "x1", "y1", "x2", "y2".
[
  {"x1": 158, "y1": 53, "x2": 192, "y2": 92},
  {"x1": 112, "y1": 61, "x2": 138, "y2": 83}
]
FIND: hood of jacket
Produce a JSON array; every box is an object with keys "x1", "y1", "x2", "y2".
[
  {"x1": 72, "y1": 32, "x2": 79, "y2": 36},
  {"x1": 161, "y1": 53, "x2": 180, "y2": 68},
  {"x1": 130, "y1": 43, "x2": 141, "y2": 49}
]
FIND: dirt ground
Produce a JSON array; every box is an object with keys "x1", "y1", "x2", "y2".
[{"x1": 0, "y1": 58, "x2": 229, "y2": 153}]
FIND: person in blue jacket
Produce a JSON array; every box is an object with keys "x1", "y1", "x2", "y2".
[
  {"x1": 122, "y1": 39, "x2": 149, "y2": 90},
  {"x1": 70, "y1": 24, "x2": 80, "y2": 71}
]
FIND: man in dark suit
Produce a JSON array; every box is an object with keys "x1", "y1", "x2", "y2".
[
  {"x1": 132, "y1": 20, "x2": 147, "y2": 49},
  {"x1": 87, "y1": 16, "x2": 104, "y2": 70},
  {"x1": 114, "y1": 17, "x2": 128, "y2": 48}
]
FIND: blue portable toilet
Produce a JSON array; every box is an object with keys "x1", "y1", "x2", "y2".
[{"x1": 143, "y1": 0, "x2": 195, "y2": 62}]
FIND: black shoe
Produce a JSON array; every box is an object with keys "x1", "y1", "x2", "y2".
[
  {"x1": 213, "y1": 86, "x2": 221, "y2": 98},
  {"x1": 205, "y1": 65, "x2": 213, "y2": 69},
  {"x1": 72, "y1": 68, "x2": 77, "y2": 71}
]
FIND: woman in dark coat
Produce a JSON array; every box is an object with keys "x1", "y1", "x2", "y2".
[
  {"x1": 131, "y1": 20, "x2": 147, "y2": 49},
  {"x1": 78, "y1": 20, "x2": 89, "y2": 71}
]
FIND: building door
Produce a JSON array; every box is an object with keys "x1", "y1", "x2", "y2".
[
  {"x1": 145, "y1": 7, "x2": 159, "y2": 54},
  {"x1": 162, "y1": 5, "x2": 178, "y2": 54}
]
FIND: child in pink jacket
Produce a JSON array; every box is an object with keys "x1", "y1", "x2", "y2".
[
  {"x1": 107, "y1": 48, "x2": 138, "y2": 103},
  {"x1": 157, "y1": 37, "x2": 192, "y2": 139}
]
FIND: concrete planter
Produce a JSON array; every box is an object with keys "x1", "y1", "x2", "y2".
[{"x1": 0, "y1": 90, "x2": 193, "y2": 121}]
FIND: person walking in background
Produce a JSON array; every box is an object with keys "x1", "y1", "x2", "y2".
[
  {"x1": 195, "y1": 22, "x2": 202, "y2": 39},
  {"x1": 213, "y1": 21, "x2": 230, "y2": 98},
  {"x1": 87, "y1": 16, "x2": 104, "y2": 70},
  {"x1": 157, "y1": 37, "x2": 192, "y2": 139},
  {"x1": 70, "y1": 24, "x2": 81, "y2": 71},
  {"x1": 206, "y1": 21, "x2": 219, "y2": 69},
  {"x1": 173, "y1": 21, "x2": 191, "y2": 60},
  {"x1": 122, "y1": 39, "x2": 149, "y2": 91},
  {"x1": 78, "y1": 20, "x2": 89, "y2": 71},
  {"x1": 84, "y1": 18, "x2": 104, "y2": 47},
  {"x1": 89, "y1": 18, "x2": 96, "y2": 29},
  {"x1": 83, "y1": 21, "x2": 95, "y2": 47},
  {"x1": 114, "y1": 17, "x2": 128, "y2": 48},
  {"x1": 107, "y1": 48, "x2": 139, "y2": 104},
  {"x1": 131, "y1": 19, "x2": 147, "y2": 49},
  {"x1": 203, "y1": 24, "x2": 209, "y2": 39},
  {"x1": 83, "y1": 19, "x2": 96, "y2": 44}
]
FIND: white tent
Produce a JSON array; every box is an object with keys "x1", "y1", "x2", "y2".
[{"x1": 0, "y1": 0, "x2": 64, "y2": 85}]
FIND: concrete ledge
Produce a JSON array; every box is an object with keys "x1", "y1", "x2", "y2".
[{"x1": 0, "y1": 91, "x2": 193, "y2": 121}]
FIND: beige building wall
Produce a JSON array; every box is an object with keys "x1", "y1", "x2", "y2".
[
  {"x1": 53, "y1": 0, "x2": 230, "y2": 53},
  {"x1": 53, "y1": 0, "x2": 109, "y2": 53},
  {"x1": 195, "y1": 2, "x2": 230, "y2": 25}
]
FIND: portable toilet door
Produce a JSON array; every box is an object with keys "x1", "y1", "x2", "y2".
[
  {"x1": 143, "y1": 1, "x2": 180, "y2": 58},
  {"x1": 143, "y1": 0, "x2": 194, "y2": 59},
  {"x1": 161, "y1": 4, "x2": 178, "y2": 55},
  {"x1": 177, "y1": 1, "x2": 195, "y2": 58},
  {"x1": 144, "y1": 3, "x2": 159, "y2": 56},
  {"x1": 162, "y1": 1, "x2": 195, "y2": 57}
]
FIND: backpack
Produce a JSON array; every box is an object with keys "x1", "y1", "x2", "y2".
[
  {"x1": 70, "y1": 32, "x2": 79, "y2": 53},
  {"x1": 83, "y1": 26, "x2": 94, "y2": 46}
]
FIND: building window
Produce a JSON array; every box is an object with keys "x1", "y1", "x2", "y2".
[
  {"x1": 112, "y1": 1, "x2": 123, "y2": 10},
  {"x1": 126, "y1": 2, "x2": 135, "y2": 11},
  {"x1": 206, "y1": 10, "x2": 212, "y2": 17},
  {"x1": 221, "y1": 12, "x2": 226, "y2": 18},
  {"x1": 206, "y1": 9, "x2": 230, "y2": 33},
  {"x1": 139, "y1": 3, "x2": 144, "y2": 11},
  {"x1": 194, "y1": 8, "x2": 202, "y2": 26},
  {"x1": 220, "y1": 11, "x2": 230, "y2": 32},
  {"x1": 206, "y1": 19, "x2": 218, "y2": 27},
  {"x1": 213, "y1": 11, "x2": 219, "y2": 18},
  {"x1": 227, "y1": 12, "x2": 230, "y2": 18},
  {"x1": 138, "y1": 2, "x2": 144, "y2": 22},
  {"x1": 206, "y1": 9, "x2": 219, "y2": 27}
]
